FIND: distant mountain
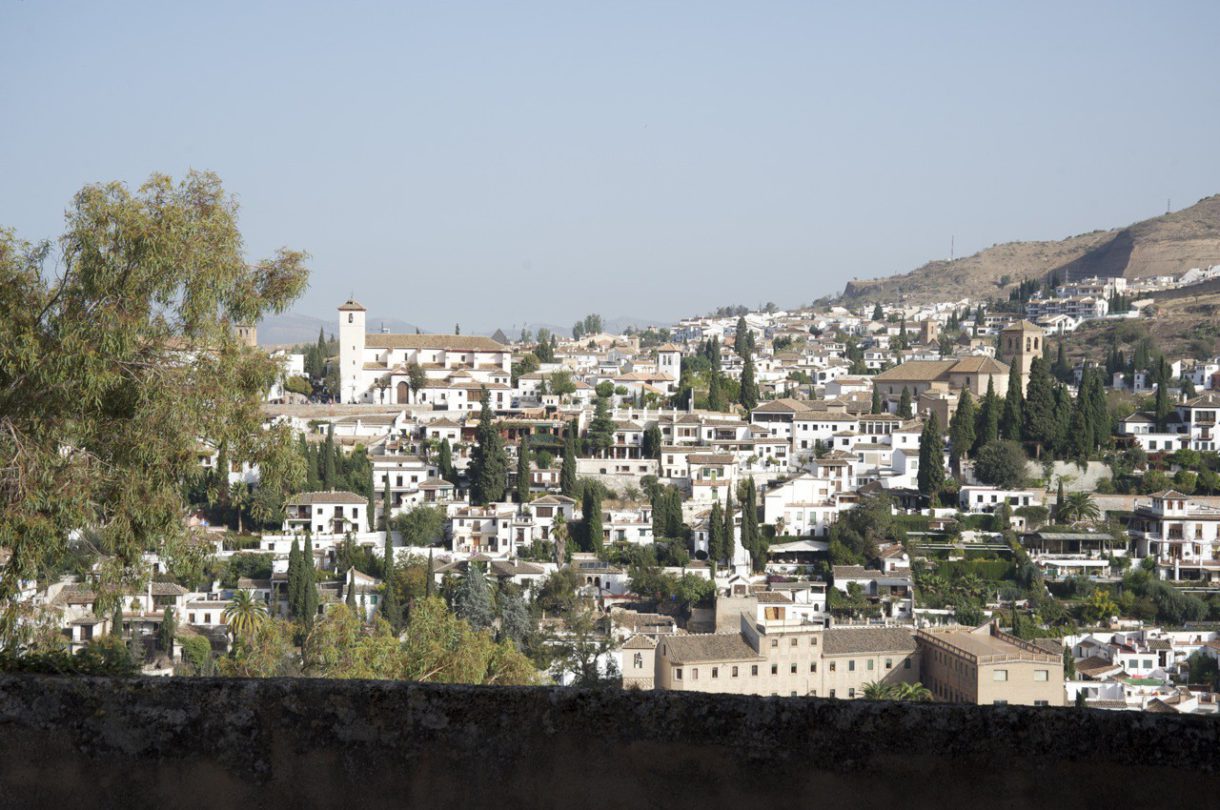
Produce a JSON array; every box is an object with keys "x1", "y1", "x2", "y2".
[{"x1": 839, "y1": 195, "x2": 1220, "y2": 304}]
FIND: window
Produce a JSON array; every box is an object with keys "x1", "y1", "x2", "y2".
[
  {"x1": 867, "y1": 660, "x2": 874, "y2": 671},
  {"x1": 692, "y1": 668, "x2": 699, "y2": 680},
  {"x1": 711, "y1": 668, "x2": 719, "y2": 679},
  {"x1": 751, "y1": 665, "x2": 758, "y2": 676},
  {"x1": 904, "y1": 659, "x2": 911, "y2": 670},
  {"x1": 810, "y1": 636, "x2": 818, "y2": 646},
  {"x1": 993, "y1": 700, "x2": 1008, "y2": 706},
  {"x1": 885, "y1": 658, "x2": 892, "y2": 670},
  {"x1": 790, "y1": 664, "x2": 798, "y2": 674},
  {"x1": 848, "y1": 660, "x2": 855, "y2": 672},
  {"x1": 675, "y1": 668, "x2": 683, "y2": 681},
  {"x1": 993, "y1": 669, "x2": 1008, "y2": 682},
  {"x1": 771, "y1": 664, "x2": 778, "y2": 675},
  {"x1": 829, "y1": 689, "x2": 836, "y2": 698},
  {"x1": 633, "y1": 653, "x2": 643, "y2": 670},
  {"x1": 829, "y1": 662, "x2": 836, "y2": 672},
  {"x1": 770, "y1": 638, "x2": 778, "y2": 648},
  {"x1": 189, "y1": 613, "x2": 196, "y2": 624},
  {"x1": 810, "y1": 662, "x2": 817, "y2": 673},
  {"x1": 1034, "y1": 669, "x2": 1049, "y2": 682},
  {"x1": 791, "y1": 638, "x2": 799, "y2": 647},
  {"x1": 731, "y1": 666, "x2": 739, "y2": 678}
]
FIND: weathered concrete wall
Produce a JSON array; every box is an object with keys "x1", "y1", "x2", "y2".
[{"x1": 0, "y1": 674, "x2": 1217, "y2": 809}]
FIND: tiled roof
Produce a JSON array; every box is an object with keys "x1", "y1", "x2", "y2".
[
  {"x1": 365, "y1": 334, "x2": 507, "y2": 351},
  {"x1": 823, "y1": 627, "x2": 916, "y2": 655},
  {"x1": 661, "y1": 633, "x2": 764, "y2": 664},
  {"x1": 285, "y1": 490, "x2": 368, "y2": 506}
]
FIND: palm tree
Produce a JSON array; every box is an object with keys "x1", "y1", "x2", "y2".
[
  {"x1": 1057, "y1": 492, "x2": 1100, "y2": 525},
  {"x1": 893, "y1": 681, "x2": 933, "y2": 702},
  {"x1": 224, "y1": 589, "x2": 269, "y2": 641},
  {"x1": 861, "y1": 680, "x2": 896, "y2": 700}
]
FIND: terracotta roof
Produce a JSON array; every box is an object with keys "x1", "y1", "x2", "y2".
[
  {"x1": 338, "y1": 299, "x2": 367, "y2": 312},
  {"x1": 365, "y1": 334, "x2": 507, "y2": 352},
  {"x1": 285, "y1": 490, "x2": 368, "y2": 506},
  {"x1": 823, "y1": 627, "x2": 916, "y2": 655},
  {"x1": 661, "y1": 633, "x2": 764, "y2": 664}
]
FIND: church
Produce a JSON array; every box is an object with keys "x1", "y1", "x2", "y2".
[{"x1": 337, "y1": 299, "x2": 511, "y2": 405}]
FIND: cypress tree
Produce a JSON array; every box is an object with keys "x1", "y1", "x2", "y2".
[
  {"x1": 302, "y1": 533, "x2": 318, "y2": 626},
  {"x1": 583, "y1": 486, "x2": 604, "y2": 554},
  {"x1": 708, "y1": 372, "x2": 725, "y2": 411},
  {"x1": 708, "y1": 497, "x2": 725, "y2": 563},
  {"x1": 949, "y1": 389, "x2": 976, "y2": 471},
  {"x1": 382, "y1": 529, "x2": 395, "y2": 583},
  {"x1": 1023, "y1": 357, "x2": 1058, "y2": 456},
  {"x1": 740, "y1": 354, "x2": 758, "y2": 411},
  {"x1": 1084, "y1": 369, "x2": 1111, "y2": 451},
  {"x1": 1055, "y1": 478, "x2": 1066, "y2": 524},
  {"x1": 917, "y1": 413, "x2": 945, "y2": 505},
  {"x1": 160, "y1": 606, "x2": 177, "y2": 653},
  {"x1": 516, "y1": 441, "x2": 532, "y2": 503},
  {"x1": 438, "y1": 437, "x2": 455, "y2": 483},
  {"x1": 111, "y1": 605, "x2": 124, "y2": 638},
  {"x1": 382, "y1": 472, "x2": 393, "y2": 531},
  {"x1": 872, "y1": 303, "x2": 883, "y2": 321},
  {"x1": 735, "y1": 316, "x2": 751, "y2": 357},
  {"x1": 470, "y1": 388, "x2": 508, "y2": 505},
  {"x1": 346, "y1": 573, "x2": 357, "y2": 608},
  {"x1": 454, "y1": 562, "x2": 494, "y2": 630},
  {"x1": 287, "y1": 538, "x2": 302, "y2": 619},
  {"x1": 870, "y1": 387, "x2": 883, "y2": 415},
  {"x1": 1053, "y1": 340, "x2": 1071, "y2": 382},
  {"x1": 1001, "y1": 369, "x2": 1023, "y2": 442},
  {"x1": 1069, "y1": 393, "x2": 1091, "y2": 462},
  {"x1": 560, "y1": 422, "x2": 578, "y2": 496},
  {"x1": 323, "y1": 424, "x2": 336, "y2": 489},
  {"x1": 1155, "y1": 380, "x2": 1171, "y2": 431},
  {"x1": 898, "y1": 386, "x2": 913, "y2": 419},
  {"x1": 1052, "y1": 384, "x2": 1073, "y2": 457},
  {"x1": 305, "y1": 441, "x2": 320, "y2": 491},
  {"x1": 723, "y1": 487, "x2": 735, "y2": 562},
  {"x1": 974, "y1": 377, "x2": 1000, "y2": 453},
  {"x1": 380, "y1": 576, "x2": 401, "y2": 631},
  {"x1": 367, "y1": 467, "x2": 376, "y2": 531},
  {"x1": 426, "y1": 548, "x2": 434, "y2": 598}
]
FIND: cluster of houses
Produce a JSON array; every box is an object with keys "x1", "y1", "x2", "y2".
[{"x1": 10, "y1": 288, "x2": 1220, "y2": 712}]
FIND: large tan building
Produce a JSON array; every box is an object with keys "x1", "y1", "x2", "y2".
[
  {"x1": 917, "y1": 623, "x2": 1064, "y2": 706},
  {"x1": 872, "y1": 356, "x2": 1010, "y2": 407},
  {"x1": 998, "y1": 319, "x2": 1045, "y2": 394},
  {"x1": 653, "y1": 596, "x2": 920, "y2": 698}
]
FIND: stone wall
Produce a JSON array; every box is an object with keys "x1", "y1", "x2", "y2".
[{"x1": 0, "y1": 674, "x2": 1217, "y2": 809}]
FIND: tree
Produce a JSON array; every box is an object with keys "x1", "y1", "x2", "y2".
[
  {"x1": 973, "y1": 440, "x2": 1028, "y2": 489},
  {"x1": 301, "y1": 534, "x2": 318, "y2": 626},
  {"x1": 708, "y1": 498, "x2": 726, "y2": 563},
  {"x1": 515, "y1": 441, "x2": 532, "y2": 503},
  {"x1": 381, "y1": 471, "x2": 393, "y2": 531},
  {"x1": 583, "y1": 485, "x2": 604, "y2": 554},
  {"x1": 1155, "y1": 380, "x2": 1172, "y2": 431},
  {"x1": 560, "y1": 422, "x2": 578, "y2": 496},
  {"x1": 917, "y1": 413, "x2": 945, "y2": 504},
  {"x1": 739, "y1": 354, "x2": 759, "y2": 411},
  {"x1": 497, "y1": 585, "x2": 531, "y2": 647},
  {"x1": 872, "y1": 303, "x2": 884, "y2": 321},
  {"x1": 1058, "y1": 492, "x2": 1100, "y2": 525},
  {"x1": 974, "y1": 377, "x2": 1001, "y2": 453},
  {"x1": 453, "y1": 563, "x2": 495, "y2": 631},
  {"x1": 469, "y1": 388, "x2": 508, "y2": 505},
  {"x1": 1055, "y1": 478, "x2": 1067, "y2": 523},
  {"x1": 438, "y1": 438, "x2": 456, "y2": 484},
  {"x1": 0, "y1": 172, "x2": 308, "y2": 640},
  {"x1": 1022, "y1": 357, "x2": 1058, "y2": 455},
  {"x1": 740, "y1": 478, "x2": 764, "y2": 571},
  {"x1": 723, "y1": 487, "x2": 735, "y2": 560},
  {"x1": 898, "y1": 387, "x2": 913, "y2": 419},
  {"x1": 642, "y1": 425, "x2": 662, "y2": 460},
  {"x1": 707, "y1": 371, "x2": 725, "y2": 411},
  {"x1": 391, "y1": 505, "x2": 445, "y2": 547},
  {"x1": 224, "y1": 590, "x2": 269, "y2": 642},
  {"x1": 400, "y1": 597, "x2": 535, "y2": 686},
  {"x1": 1081, "y1": 588, "x2": 1119, "y2": 625},
  {"x1": 323, "y1": 423, "x2": 337, "y2": 489},
  {"x1": 587, "y1": 394, "x2": 615, "y2": 457},
  {"x1": 1001, "y1": 370, "x2": 1024, "y2": 441},
  {"x1": 287, "y1": 538, "x2": 303, "y2": 620},
  {"x1": 870, "y1": 387, "x2": 883, "y2": 415},
  {"x1": 735, "y1": 316, "x2": 752, "y2": 357},
  {"x1": 949, "y1": 389, "x2": 976, "y2": 471},
  {"x1": 160, "y1": 606, "x2": 177, "y2": 653},
  {"x1": 892, "y1": 681, "x2": 933, "y2": 701}
]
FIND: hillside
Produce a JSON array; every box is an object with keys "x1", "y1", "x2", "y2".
[{"x1": 840, "y1": 195, "x2": 1220, "y2": 304}]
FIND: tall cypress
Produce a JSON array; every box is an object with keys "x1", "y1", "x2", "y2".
[
  {"x1": 382, "y1": 472, "x2": 393, "y2": 531},
  {"x1": 287, "y1": 538, "x2": 302, "y2": 619},
  {"x1": 949, "y1": 388, "x2": 976, "y2": 471},
  {"x1": 723, "y1": 488, "x2": 736, "y2": 562},
  {"x1": 708, "y1": 497, "x2": 725, "y2": 563},
  {"x1": 898, "y1": 386, "x2": 913, "y2": 419},
  {"x1": 516, "y1": 440, "x2": 532, "y2": 504},
  {"x1": 583, "y1": 486, "x2": 603, "y2": 554},
  {"x1": 917, "y1": 413, "x2": 945, "y2": 505},
  {"x1": 302, "y1": 533, "x2": 318, "y2": 626},
  {"x1": 974, "y1": 377, "x2": 1000, "y2": 453},
  {"x1": 1001, "y1": 370, "x2": 1024, "y2": 442},
  {"x1": 470, "y1": 388, "x2": 508, "y2": 505},
  {"x1": 438, "y1": 437, "x2": 455, "y2": 483},
  {"x1": 1069, "y1": 392, "x2": 1091, "y2": 462},
  {"x1": 1022, "y1": 357, "x2": 1058, "y2": 456},
  {"x1": 739, "y1": 354, "x2": 759, "y2": 411},
  {"x1": 708, "y1": 372, "x2": 725, "y2": 411},
  {"x1": 366, "y1": 467, "x2": 376, "y2": 531},
  {"x1": 560, "y1": 422, "x2": 578, "y2": 496},
  {"x1": 1085, "y1": 369, "x2": 1111, "y2": 450},
  {"x1": 323, "y1": 424, "x2": 336, "y2": 489},
  {"x1": 870, "y1": 387, "x2": 883, "y2": 415},
  {"x1": 1155, "y1": 380, "x2": 1172, "y2": 431}
]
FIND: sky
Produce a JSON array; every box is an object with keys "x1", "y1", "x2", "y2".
[{"x1": 3, "y1": 1, "x2": 1220, "y2": 334}]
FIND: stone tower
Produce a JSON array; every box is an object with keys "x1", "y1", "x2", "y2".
[
  {"x1": 999, "y1": 319, "x2": 1044, "y2": 394},
  {"x1": 234, "y1": 323, "x2": 257, "y2": 348},
  {"x1": 338, "y1": 299, "x2": 367, "y2": 404}
]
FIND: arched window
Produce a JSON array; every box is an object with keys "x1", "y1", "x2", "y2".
[{"x1": 348, "y1": 313, "x2": 353, "y2": 324}]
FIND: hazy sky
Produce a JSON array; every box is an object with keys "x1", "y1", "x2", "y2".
[{"x1": 3, "y1": 2, "x2": 1219, "y2": 333}]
